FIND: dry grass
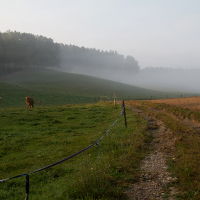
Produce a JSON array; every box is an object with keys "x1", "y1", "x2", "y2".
[
  {"x1": 145, "y1": 96, "x2": 200, "y2": 111},
  {"x1": 127, "y1": 98, "x2": 200, "y2": 199},
  {"x1": 129, "y1": 97, "x2": 200, "y2": 123}
]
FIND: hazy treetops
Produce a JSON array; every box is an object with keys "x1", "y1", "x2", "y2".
[
  {"x1": 0, "y1": 31, "x2": 140, "y2": 78},
  {"x1": 1, "y1": 31, "x2": 199, "y2": 94}
]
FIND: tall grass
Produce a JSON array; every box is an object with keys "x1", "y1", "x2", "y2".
[{"x1": 0, "y1": 102, "x2": 151, "y2": 199}]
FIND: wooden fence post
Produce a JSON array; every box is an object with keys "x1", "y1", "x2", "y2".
[
  {"x1": 122, "y1": 100, "x2": 127, "y2": 128},
  {"x1": 100, "y1": 93, "x2": 101, "y2": 101},
  {"x1": 114, "y1": 93, "x2": 116, "y2": 106},
  {"x1": 25, "y1": 175, "x2": 29, "y2": 200}
]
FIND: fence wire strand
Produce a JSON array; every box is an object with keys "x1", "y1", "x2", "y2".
[{"x1": 0, "y1": 104, "x2": 123, "y2": 183}]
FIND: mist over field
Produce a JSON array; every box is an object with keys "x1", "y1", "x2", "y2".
[
  {"x1": 1, "y1": 1, "x2": 200, "y2": 199},
  {"x1": 125, "y1": 68, "x2": 200, "y2": 93},
  {"x1": 0, "y1": 31, "x2": 199, "y2": 96},
  {"x1": 1, "y1": 1, "x2": 200, "y2": 96},
  {"x1": 57, "y1": 65, "x2": 200, "y2": 94}
]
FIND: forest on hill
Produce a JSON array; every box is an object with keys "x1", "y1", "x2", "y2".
[
  {"x1": 0, "y1": 31, "x2": 60, "y2": 76},
  {"x1": 1, "y1": 30, "x2": 200, "y2": 93},
  {"x1": 0, "y1": 31, "x2": 140, "y2": 78}
]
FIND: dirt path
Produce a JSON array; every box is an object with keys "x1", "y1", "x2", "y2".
[{"x1": 126, "y1": 106, "x2": 178, "y2": 199}]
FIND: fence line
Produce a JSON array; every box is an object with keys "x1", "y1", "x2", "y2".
[
  {"x1": 0, "y1": 111, "x2": 123, "y2": 183},
  {"x1": 0, "y1": 99, "x2": 124, "y2": 199}
]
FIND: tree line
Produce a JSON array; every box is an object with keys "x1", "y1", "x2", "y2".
[
  {"x1": 1, "y1": 31, "x2": 199, "y2": 83},
  {"x1": 0, "y1": 31, "x2": 61, "y2": 76},
  {"x1": 0, "y1": 31, "x2": 140, "y2": 77},
  {"x1": 59, "y1": 43, "x2": 140, "y2": 74}
]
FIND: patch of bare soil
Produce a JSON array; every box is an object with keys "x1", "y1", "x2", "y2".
[{"x1": 126, "y1": 106, "x2": 178, "y2": 200}]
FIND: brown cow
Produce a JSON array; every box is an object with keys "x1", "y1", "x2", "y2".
[
  {"x1": 25, "y1": 96, "x2": 34, "y2": 109},
  {"x1": 38, "y1": 100, "x2": 42, "y2": 105}
]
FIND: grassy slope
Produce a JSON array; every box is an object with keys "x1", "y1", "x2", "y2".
[
  {"x1": 0, "y1": 102, "x2": 151, "y2": 199},
  {"x1": 0, "y1": 68, "x2": 196, "y2": 108},
  {"x1": 0, "y1": 81, "x2": 94, "y2": 108}
]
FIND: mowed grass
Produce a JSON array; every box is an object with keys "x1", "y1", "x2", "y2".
[
  {"x1": 0, "y1": 102, "x2": 151, "y2": 199},
  {"x1": 127, "y1": 100, "x2": 200, "y2": 199}
]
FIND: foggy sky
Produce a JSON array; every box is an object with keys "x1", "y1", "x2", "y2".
[{"x1": 1, "y1": 0, "x2": 200, "y2": 69}]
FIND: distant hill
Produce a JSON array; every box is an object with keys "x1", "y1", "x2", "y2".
[
  {"x1": 1, "y1": 31, "x2": 199, "y2": 95},
  {"x1": 0, "y1": 69, "x2": 197, "y2": 108}
]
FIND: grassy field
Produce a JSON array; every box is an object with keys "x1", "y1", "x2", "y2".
[
  {"x1": 1, "y1": 69, "x2": 200, "y2": 199},
  {"x1": 0, "y1": 68, "x2": 198, "y2": 108},
  {"x1": 127, "y1": 98, "x2": 200, "y2": 199},
  {"x1": 0, "y1": 102, "x2": 151, "y2": 199}
]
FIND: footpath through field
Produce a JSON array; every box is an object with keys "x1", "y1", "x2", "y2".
[
  {"x1": 125, "y1": 97, "x2": 200, "y2": 199},
  {"x1": 125, "y1": 104, "x2": 178, "y2": 199}
]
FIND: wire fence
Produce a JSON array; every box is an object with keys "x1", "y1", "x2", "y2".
[{"x1": 0, "y1": 98, "x2": 125, "y2": 199}]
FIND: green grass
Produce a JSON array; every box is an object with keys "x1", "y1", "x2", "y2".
[
  {"x1": 0, "y1": 81, "x2": 96, "y2": 108},
  {"x1": 0, "y1": 68, "x2": 197, "y2": 109},
  {"x1": 0, "y1": 102, "x2": 151, "y2": 199},
  {"x1": 1, "y1": 68, "x2": 199, "y2": 199}
]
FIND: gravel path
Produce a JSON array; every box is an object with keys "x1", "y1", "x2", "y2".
[{"x1": 126, "y1": 106, "x2": 178, "y2": 200}]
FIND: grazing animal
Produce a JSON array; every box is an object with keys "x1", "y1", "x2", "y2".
[
  {"x1": 0, "y1": 97, "x2": 1, "y2": 103},
  {"x1": 25, "y1": 96, "x2": 34, "y2": 109},
  {"x1": 38, "y1": 100, "x2": 42, "y2": 105}
]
